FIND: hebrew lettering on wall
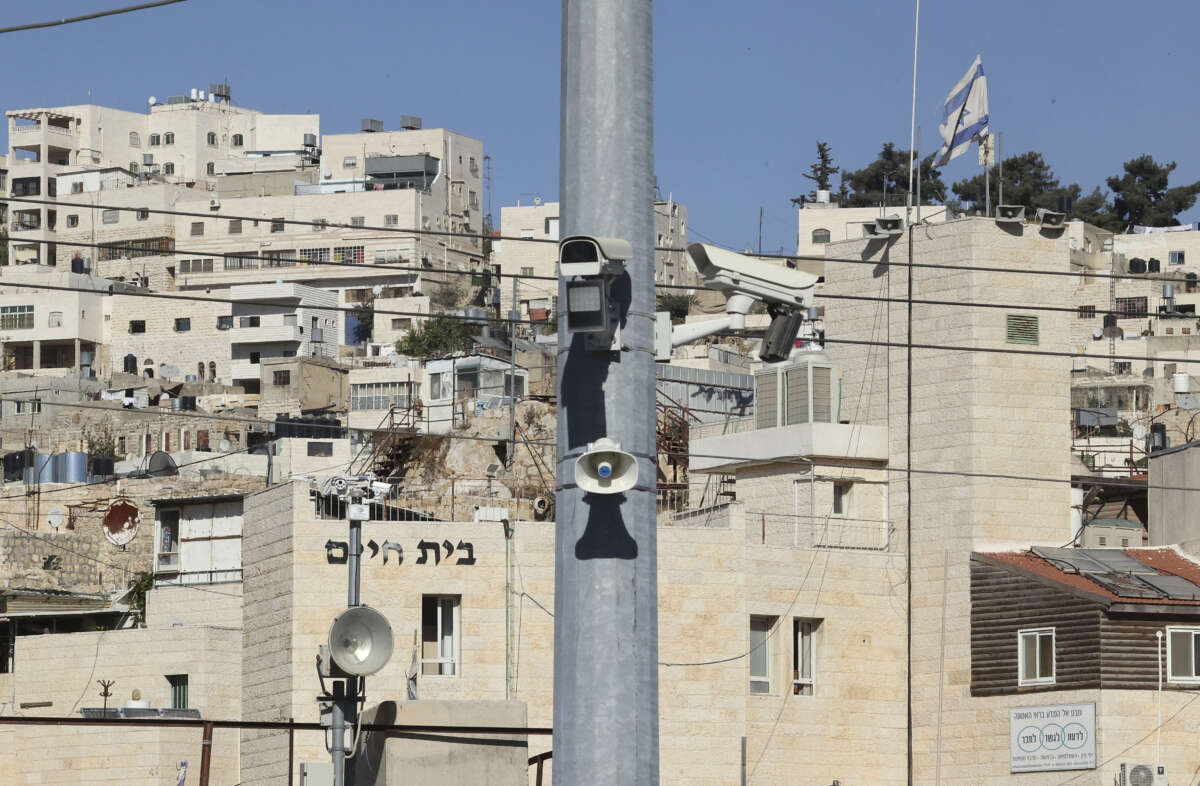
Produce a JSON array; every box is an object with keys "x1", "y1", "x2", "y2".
[{"x1": 322, "y1": 538, "x2": 476, "y2": 567}]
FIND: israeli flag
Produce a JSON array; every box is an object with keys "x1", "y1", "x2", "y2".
[{"x1": 935, "y1": 55, "x2": 989, "y2": 166}]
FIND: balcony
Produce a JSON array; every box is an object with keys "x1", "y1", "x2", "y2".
[{"x1": 230, "y1": 324, "x2": 303, "y2": 344}]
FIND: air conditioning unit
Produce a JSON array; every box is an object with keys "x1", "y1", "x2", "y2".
[
  {"x1": 209, "y1": 197, "x2": 220, "y2": 211},
  {"x1": 1119, "y1": 762, "x2": 1167, "y2": 786}
]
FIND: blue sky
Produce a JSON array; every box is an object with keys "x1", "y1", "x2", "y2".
[{"x1": 5, "y1": 0, "x2": 1200, "y2": 254}]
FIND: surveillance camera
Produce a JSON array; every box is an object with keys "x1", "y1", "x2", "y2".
[
  {"x1": 369, "y1": 481, "x2": 392, "y2": 498},
  {"x1": 686, "y1": 243, "x2": 818, "y2": 314},
  {"x1": 559, "y1": 235, "x2": 632, "y2": 278}
]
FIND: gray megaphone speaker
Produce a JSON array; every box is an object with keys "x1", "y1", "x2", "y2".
[
  {"x1": 328, "y1": 605, "x2": 394, "y2": 676},
  {"x1": 575, "y1": 438, "x2": 638, "y2": 495}
]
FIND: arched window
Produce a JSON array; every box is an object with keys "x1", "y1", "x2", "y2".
[
  {"x1": 208, "y1": 361, "x2": 217, "y2": 381},
  {"x1": 198, "y1": 362, "x2": 206, "y2": 381},
  {"x1": 231, "y1": 133, "x2": 243, "y2": 147},
  {"x1": 149, "y1": 134, "x2": 161, "y2": 146},
  {"x1": 129, "y1": 132, "x2": 140, "y2": 146},
  {"x1": 143, "y1": 368, "x2": 154, "y2": 379},
  {"x1": 164, "y1": 132, "x2": 175, "y2": 145},
  {"x1": 206, "y1": 162, "x2": 215, "y2": 176},
  {"x1": 811, "y1": 228, "x2": 831, "y2": 244},
  {"x1": 163, "y1": 162, "x2": 175, "y2": 175},
  {"x1": 206, "y1": 131, "x2": 217, "y2": 146},
  {"x1": 123, "y1": 354, "x2": 137, "y2": 374}
]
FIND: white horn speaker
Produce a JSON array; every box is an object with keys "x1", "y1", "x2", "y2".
[
  {"x1": 574, "y1": 438, "x2": 638, "y2": 495},
  {"x1": 328, "y1": 606, "x2": 394, "y2": 676}
]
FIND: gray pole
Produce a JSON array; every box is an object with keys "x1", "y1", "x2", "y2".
[
  {"x1": 331, "y1": 681, "x2": 347, "y2": 786},
  {"x1": 508, "y1": 275, "x2": 518, "y2": 468},
  {"x1": 556, "y1": 0, "x2": 659, "y2": 783},
  {"x1": 997, "y1": 131, "x2": 1004, "y2": 208}
]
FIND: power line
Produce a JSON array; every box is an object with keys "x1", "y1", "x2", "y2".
[{"x1": 0, "y1": 0, "x2": 187, "y2": 34}]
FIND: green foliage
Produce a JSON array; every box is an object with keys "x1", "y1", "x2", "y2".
[
  {"x1": 793, "y1": 141, "x2": 840, "y2": 203},
  {"x1": 1072, "y1": 186, "x2": 1121, "y2": 232},
  {"x1": 351, "y1": 295, "x2": 374, "y2": 344},
  {"x1": 81, "y1": 421, "x2": 117, "y2": 472},
  {"x1": 429, "y1": 282, "x2": 466, "y2": 310},
  {"x1": 656, "y1": 292, "x2": 695, "y2": 324},
  {"x1": 128, "y1": 571, "x2": 154, "y2": 627},
  {"x1": 951, "y1": 151, "x2": 1081, "y2": 215},
  {"x1": 395, "y1": 315, "x2": 474, "y2": 358},
  {"x1": 0, "y1": 228, "x2": 7, "y2": 267},
  {"x1": 1105, "y1": 155, "x2": 1200, "y2": 230},
  {"x1": 841, "y1": 143, "x2": 946, "y2": 207}
]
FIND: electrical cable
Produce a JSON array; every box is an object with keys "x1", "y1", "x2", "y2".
[{"x1": 0, "y1": 0, "x2": 186, "y2": 34}]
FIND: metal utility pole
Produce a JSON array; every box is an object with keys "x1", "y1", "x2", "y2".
[
  {"x1": 556, "y1": 0, "x2": 659, "y2": 784},
  {"x1": 508, "y1": 275, "x2": 518, "y2": 468}
]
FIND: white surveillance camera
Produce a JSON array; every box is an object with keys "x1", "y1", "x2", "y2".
[
  {"x1": 559, "y1": 235, "x2": 633, "y2": 278},
  {"x1": 686, "y1": 243, "x2": 818, "y2": 314},
  {"x1": 370, "y1": 481, "x2": 392, "y2": 498}
]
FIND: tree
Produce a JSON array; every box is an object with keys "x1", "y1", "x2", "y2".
[
  {"x1": 395, "y1": 315, "x2": 474, "y2": 358},
  {"x1": 350, "y1": 294, "x2": 374, "y2": 344},
  {"x1": 1072, "y1": 186, "x2": 1121, "y2": 233},
  {"x1": 429, "y1": 281, "x2": 466, "y2": 310},
  {"x1": 842, "y1": 143, "x2": 947, "y2": 207},
  {"x1": 1105, "y1": 155, "x2": 1200, "y2": 230},
  {"x1": 951, "y1": 151, "x2": 1080, "y2": 215},
  {"x1": 656, "y1": 292, "x2": 696, "y2": 324},
  {"x1": 0, "y1": 228, "x2": 7, "y2": 267},
  {"x1": 793, "y1": 141, "x2": 840, "y2": 204}
]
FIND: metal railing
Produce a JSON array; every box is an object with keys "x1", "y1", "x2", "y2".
[{"x1": 748, "y1": 511, "x2": 893, "y2": 551}]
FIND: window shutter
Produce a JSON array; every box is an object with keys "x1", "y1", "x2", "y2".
[
  {"x1": 1005, "y1": 314, "x2": 1039, "y2": 345},
  {"x1": 812, "y1": 366, "x2": 832, "y2": 423},
  {"x1": 755, "y1": 370, "x2": 777, "y2": 429},
  {"x1": 784, "y1": 368, "x2": 809, "y2": 425}
]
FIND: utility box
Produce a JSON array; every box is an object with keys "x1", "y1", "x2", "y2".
[{"x1": 300, "y1": 762, "x2": 333, "y2": 785}]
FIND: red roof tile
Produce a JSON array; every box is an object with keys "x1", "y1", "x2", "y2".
[{"x1": 977, "y1": 548, "x2": 1200, "y2": 606}]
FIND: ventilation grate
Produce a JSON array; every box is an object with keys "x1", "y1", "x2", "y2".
[{"x1": 1005, "y1": 314, "x2": 1039, "y2": 345}]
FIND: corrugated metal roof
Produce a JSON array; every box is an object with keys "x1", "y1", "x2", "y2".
[{"x1": 149, "y1": 493, "x2": 246, "y2": 507}]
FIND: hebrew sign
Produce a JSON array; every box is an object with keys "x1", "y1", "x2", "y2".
[
  {"x1": 324, "y1": 539, "x2": 476, "y2": 567},
  {"x1": 1009, "y1": 703, "x2": 1095, "y2": 773}
]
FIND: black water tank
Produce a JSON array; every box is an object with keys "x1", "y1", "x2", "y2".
[
  {"x1": 1148, "y1": 258, "x2": 1161, "y2": 273},
  {"x1": 1129, "y1": 257, "x2": 1147, "y2": 274}
]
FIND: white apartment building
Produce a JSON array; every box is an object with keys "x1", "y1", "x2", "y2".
[
  {"x1": 6, "y1": 85, "x2": 318, "y2": 265},
  {"x1": 492, "y1": 197, "x2": 694, "y2": 320},
  {"x1": 229, "y1": 283, "x2": 339, "y2": 392},
  {"x1": 0, "y1": 266, "x2": 107, "y2": 376}
]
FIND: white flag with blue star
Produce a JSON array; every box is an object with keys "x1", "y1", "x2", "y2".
[{"x1": 935, "y1": 55, "x2": 989, "y2": 166}]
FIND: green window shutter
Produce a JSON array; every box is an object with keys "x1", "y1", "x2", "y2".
[{"x1": 1006, "y1": 314, "x2": 1039, "y2": 345}]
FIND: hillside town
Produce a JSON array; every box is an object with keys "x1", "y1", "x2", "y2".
[{"x1": 3, "y1": 3, "x2": 1200, "y2": 786}]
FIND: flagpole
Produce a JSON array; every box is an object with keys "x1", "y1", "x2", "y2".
[{"x1": 906, "y1": 0, "x2": 920, "y2": 222}]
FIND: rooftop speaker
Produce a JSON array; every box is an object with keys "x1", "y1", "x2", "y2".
[
  {"x1": 874, "y1": 215, "x2": 904, "y2": 236},
  {"x1": 575, "y1": 438, "x2": 637, "y2": 495},
  {"x1": 1036, "y1": 208, "x2": 1066, "y2": 228},
  {"x1": 995, "y1": 205, "x2": 1026, "y2": 224},
  {"x1": 328, "y1": 606, "x2": 393, "y2": 676}
]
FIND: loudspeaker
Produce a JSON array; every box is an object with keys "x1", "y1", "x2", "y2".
[
  {"x1": 575, "y1": 438, "x2": 638, "y2": 495},
  {"x1": 874, "y1": 215, "x2": 904, "y2": 236},
  {"x1": 1035, "y1": 208, "x2": 1066, "y2": 227},
  {"x1": 995, "y1": 205, "x2": 1026, "y2": 223},
  {"x1": 328, "y1": 606, "x2": 394, "y2": 676}
]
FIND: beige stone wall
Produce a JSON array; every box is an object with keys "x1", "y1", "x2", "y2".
[
  {"x1": 145, "y1": 583, "x2": 242, "y2": 629},
  {"x1": 107, "y1": 289, "x2": 232, "y2": 383},
  {"x1": 5, "y1": 625, "x2": 241, "y2": 785}
]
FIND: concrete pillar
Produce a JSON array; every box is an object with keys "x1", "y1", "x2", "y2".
[
  {"x1": 73, "y1": 338, "x2": 80, "y2": 373},
  {"x1": 32, "y1": 340, "x2": 40, "y2": 370}
]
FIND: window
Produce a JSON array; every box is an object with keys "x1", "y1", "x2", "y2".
[
  {"x1": 174, "y1": 318, "x2": 191, "y2": 332},
  {"x1": 166, "y1": 674, "x2": 188, "y2": 709},
  {"x1": 129, "y1": 132, "x2": 140, "y2": 147},
  {"x1": 67, "y1": 214, "x2": 79, "y2": 228},
  {"x1": 1114, "y1": 361, "x2": 1132, "y2": 374},
  {"x1": 271, "y1": 217, "x2": 285, "y2": 233},
  {"x1": 1018, "y1": 628, "x2": 1055, "y2": 686},
  {"x1": 129, "y1": 162, "x2": 139, "y2": 174},
  {"x1": 749, "y1": 616, "x2": 775, "y2": 694},
  {"x1": 190, "y1": 221, "x2": 204, "y2": 236},
  {"x1": 14, "y1": 400, "x2": 42, "y2": 415},
  {"x1": 1098, "y1": 536, "x2": 1107, "y2": 546},
  {"x1": 157, "y1": 509, "x2": 180, "y2": 570},
  {"x1": 228, "y1": 219, "x2": 242, "y2": 234},
  {"x1": 1115, "y1": 297, "x2": 1148, "y2": 318},
  {"x1": 1167, "y1": 627, "x2": 1200, "y2": 683},
  {"x1": 1, "y1": 305, "x2": 34, "y2": 331},
  {"x1": 180, "y1": 259, "x2": 213, "y2": 274},
  {"x1": 163, "y1": 162, "x2": 175, "y2": 175},
  {"x1": 833, "y1": 482, "x2": 851, "y2": 515},
  {"x1": 48, "y1": 312, "x2": 62, "y2": 328},
  {"x1": 343, "y1": 156, "x2": 357, "y2": 168},
  {"x1": 306, "y1": 441, "x2": 333, "y2": 457},
  {"x1": 206, "y1": 162, "x2": 215, "y2": 176},
  {"x1": 391, "y1": 318, "x2": 412, "y2": 331},
  {"x1": 351, "y1": 216, "x2": 365, "y2": 228},
  {"x1": 129, "y1": 320, "x2": 146, "y2": 334},
  {"x1": 521, "y1": 266, "x2": 534, "y2": 277},
  {"x1": 164, "y1": 132, "x2": 175, "y2": 145},
  {"x1": 102, "y1": 209, "x2": 119, "y2": 225},
  {"x1": 1005, "y1": 314, "x2": 1039, "y2": 345},
  {"x1": 811, "y1": 228, "x2": 831, "y2": 244},
  {"x1": 384, "y1": 214, "x2": 399, "y2": 227},
  {"x1": 217, "y1": 315, "x2": 233, "y2": 330},
  {"x1": 249, "y1": 352, "x2": 261, "y2": 364},
  {"x1": 421, "y1": 595, "x2": 461, "y2": 676},
  {"x1": 149, "y1": 134, "x2": 161, "y2": 146},
  {"x1": 1171, "y1": 251, "x2": 1185, "y2": 266},
  {"x1": 1077, "y1": 305, "x2": 1096, "y2": 319},
  {"x1": 231, "y1": 133, "x2": 244, "y2": 147},
  {"x1": 300, "y1": 248, "x2": 330, "y2": 264},
  {"x1": 793, "y1": 619, "x2": 819, "y2": 695},
  {"x1": 273, "y1": 370, "x2": 291, "y2": 386},
  {"x1": 207, "y1": 131, "x2": 217, "y2": 146},
  {"x1": 240, "y1": 316, "x2": 261, "y2": 328},
  {"x1": 333, "y1": 246, "x2": 365, "y2": 264},
  {"x1": 311, "y1": 218, "x2": 326, "y2": 232},
  {"x1": 430, "y1": 372, "x2": 445, "y2": 399}
]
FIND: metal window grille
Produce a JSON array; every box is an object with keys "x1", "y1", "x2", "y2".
[{"x1": 1005, "y1": 314, "x2": 1039, "y2": 345}]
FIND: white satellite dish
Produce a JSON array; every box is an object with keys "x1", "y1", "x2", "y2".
[
  {"x1": 148, "y1": 96, "x2": 157, "y2": 106},
  {"x1": 47, "y1": 507, "x2": 65, "y2": 532},
  {"x1": 219, "y1": 439, "x2": 231, "y2": 452},
  {"x1": 372, "y1": 285, "x2": 383, "y2": 296},
  {"x1": 1131, "y1": 423, "x2": 1147, "y2": 442}
]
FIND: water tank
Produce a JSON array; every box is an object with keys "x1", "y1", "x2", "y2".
[
  {"x1": 816, "y1": 189, "x2": 831, "y2": 203},
  {"x1": 23, "y1": 453, "x2": 53, "y2": 484},
  {"x1": 399, "y1": 115, "x2": 422, "y2": 130},
  {"x1": 170, "y1": 398, "x2": 182, "y2": 411},
  {"x1": 1174, "y1": 372, "x2": 1191, "y2": 394},
  {"x1": 91, "y1": 456, "x2": 115, "y2": 478},
  {"x1": 361, "y1": 118, "x2": 384, "y2": 133},
  {"x1": 1150, "y1": 422, "x2": 1168, "y2": 452},
  {"x1": 1129, "y1": 257, "x2": 1147, "y2": 274},
  {"x1": 303, "y1": 133, "x2": 317, "y2": 148},
  {"x1": 1164, "y1": 284, "x2": 1175, "y2": 299},
  {"x1": 57, "y1": 452, "x2": 87, "y2": 483},
  {"x1": 1148, "y1": 258, "x2": 1161, "y2": 273}
]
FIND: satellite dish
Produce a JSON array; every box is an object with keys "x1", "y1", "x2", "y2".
[
  {"x1": 1092, "y1": 328, "x2": 1104, "y2": 341},
  {"x1": 1132, "y1": 423, "x2": 1147, "y2": 442},
  {"x1": 102, "y1": 499, "x2": 140, "y2": 547},
  {"x1": 146, "y1": 451, "x2": 178, "y2": 477},
  {"x1": 372, "y1": 285, "x2": 383, "y2": 297},
  {"x1": 148, "y1": 96, "x2": 157, "y2": 106},
  {"x1": 218, "y1": 439, "x2": 231, "y2": 452},
  {"x1": 47, "y1": 507, "x2": 65, "y2": 533}
]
